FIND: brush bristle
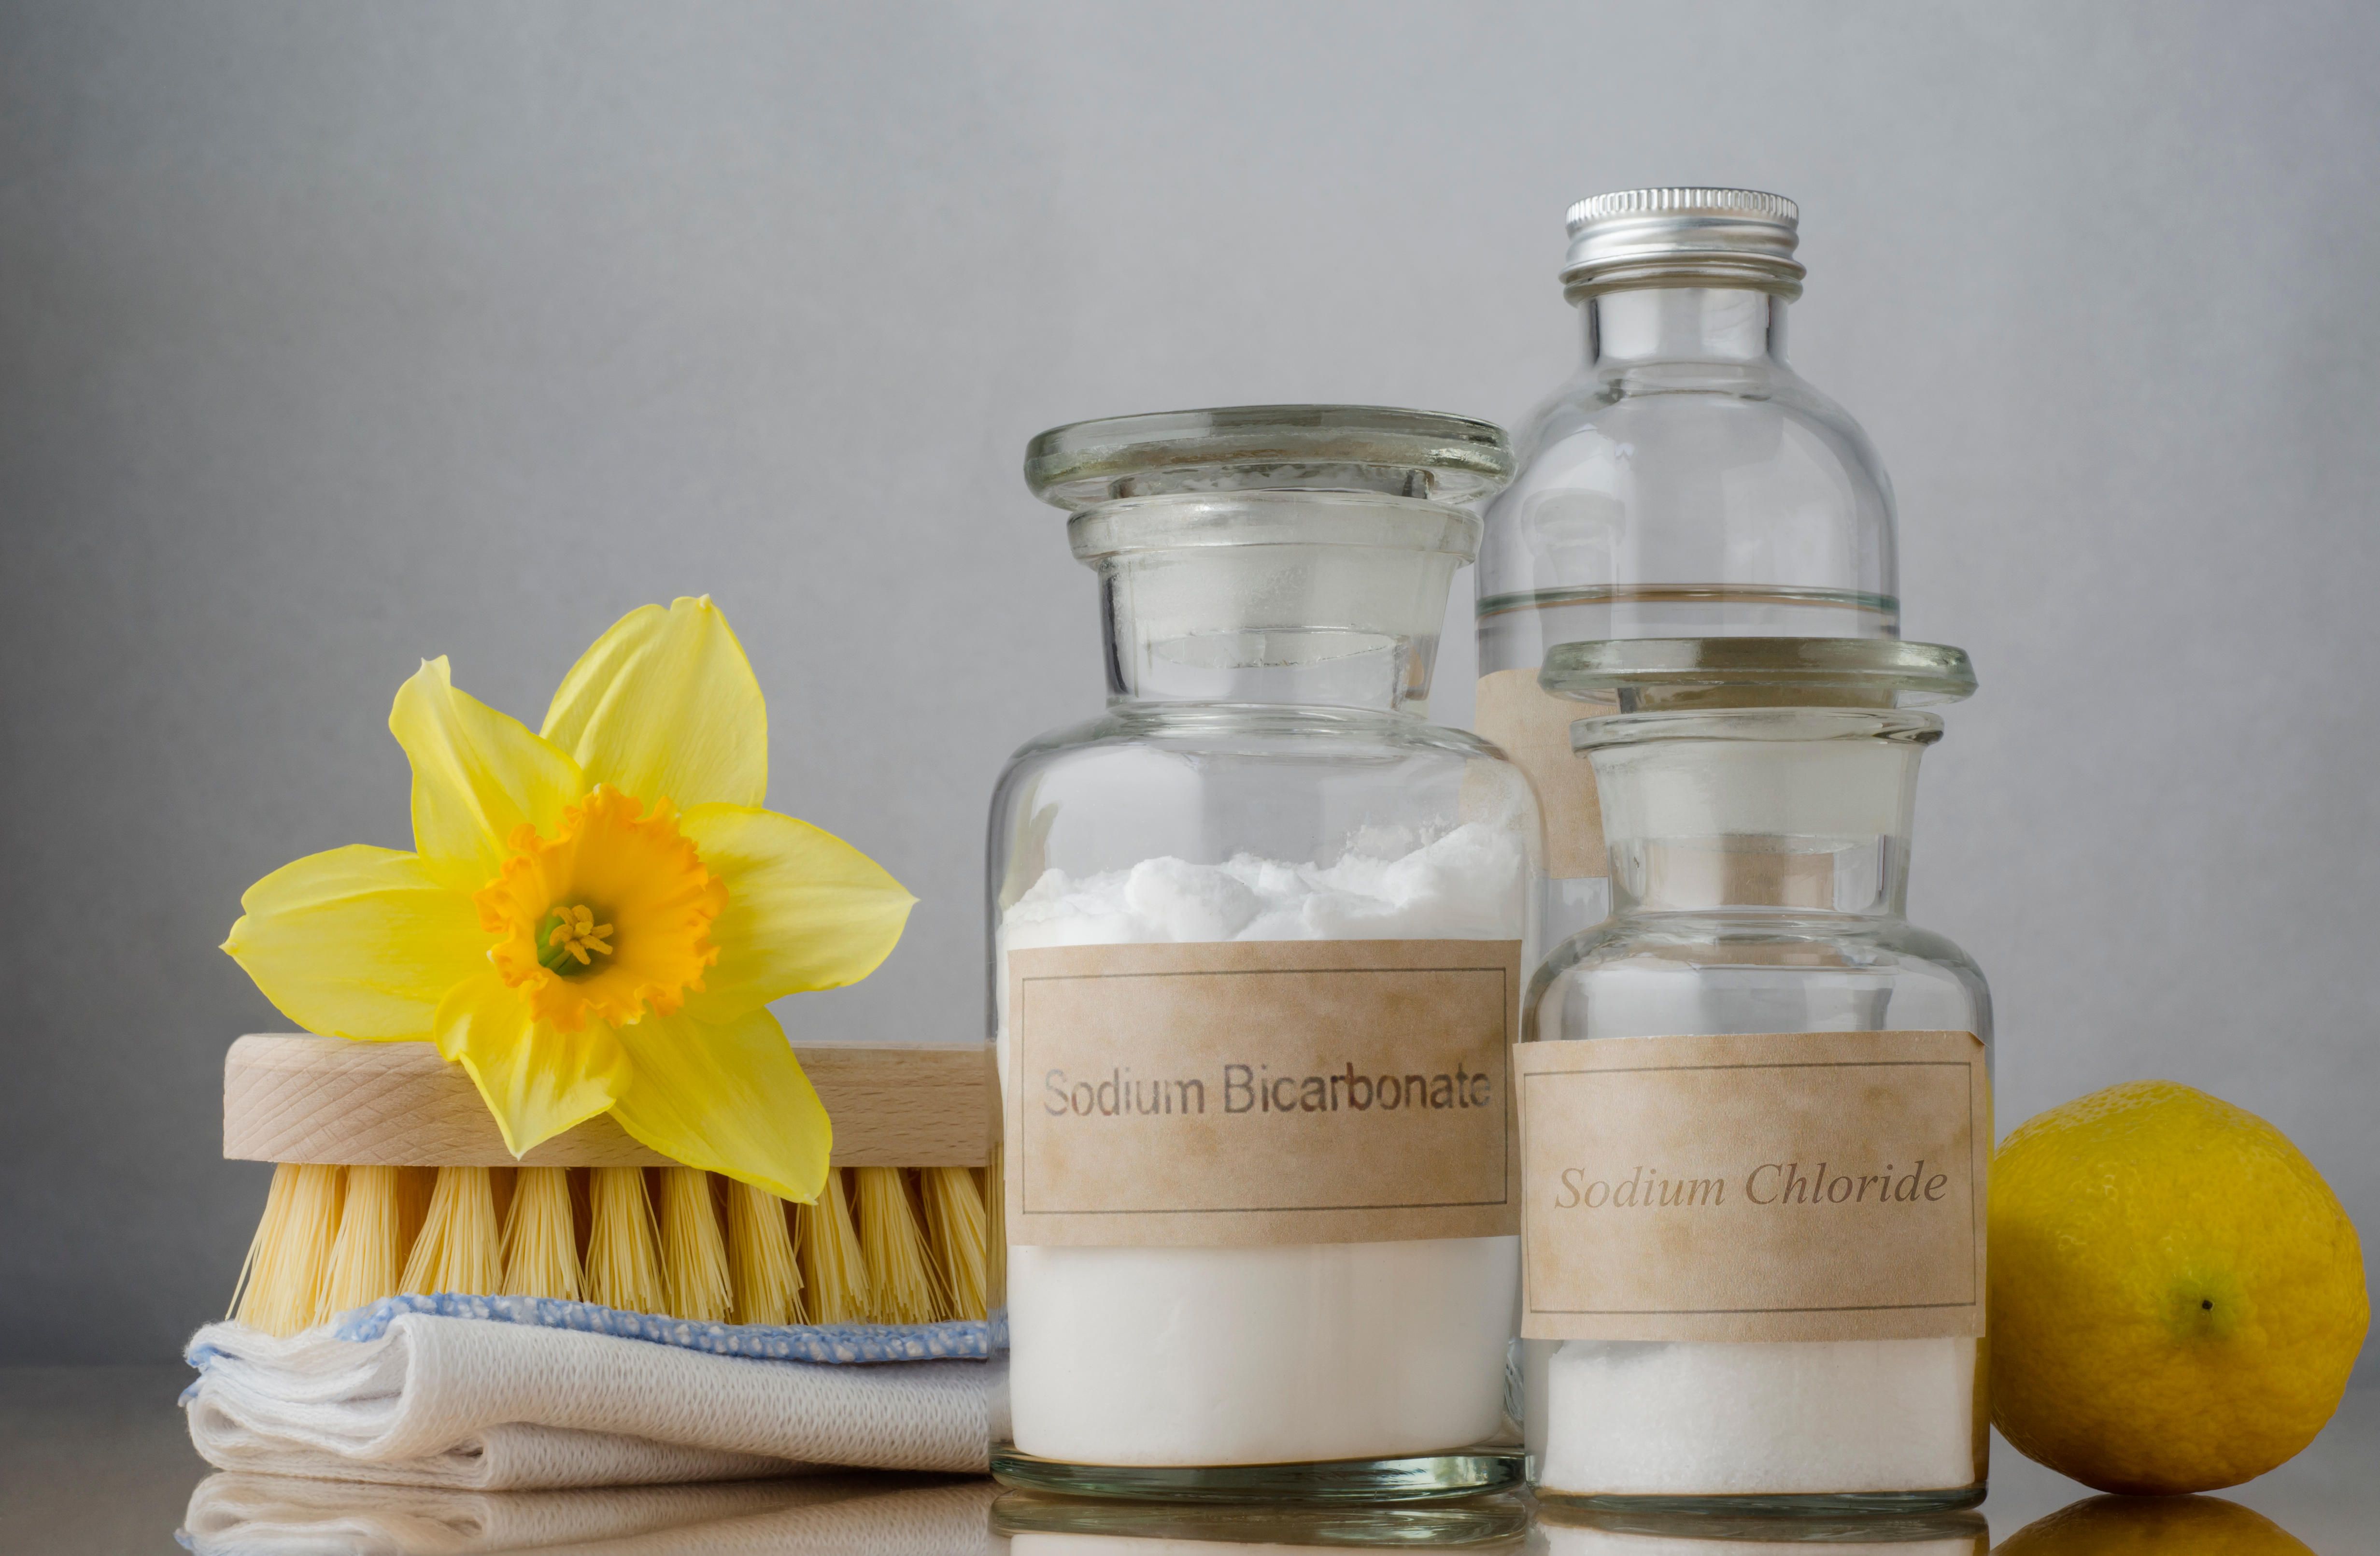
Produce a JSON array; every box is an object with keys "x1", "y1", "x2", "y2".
[
  {"x1": 499, "y1": 1166, "x2": 582, "y2": 1300},
  {"x1": 238, "y1": 1146, "x2": 995, "y2": 1330},
  {"x1": 797, "y1": 1169, "x2": 870, "y2": 1323},
  {"x1": 318, "y1": 1165, "x2": 407, "y2": 1324},
  {"x1": 583, "y1": 1166, "x2": 666, "y2": 1313},
  {"x1": 397, "y1": 1166, "x2": 435, "y2": 1254},
  {"x1": 489, "y1": 1166, "x2": 517, "y2": 1236},
  {"x1": 231, "y1": 1163, "x2": 344, "y2": 1338},
  {"x1": 984, "y1": 1146, "x2": 1006, "y2": 1312},
  {"x1": 567, "y1": 1167, "x2": 593, "y2": 1259},
  {"x1": 656, "y1": 1167, "x2": 732, "y2": 1322},
  {"x1": 855, "y1": 1167, "x2": 946, "y2": 1325},
  {"x1": 725, "y1": 1179, "x2": 805, "y2": 1325},
  {"x1": 400, "y1": 1167, "x2": 502, "y2": 1296},
  {"x1": 921, "y1": 1166, "x2": 990, "y2": 1321}
]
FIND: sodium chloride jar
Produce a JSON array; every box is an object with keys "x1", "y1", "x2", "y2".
[
  {"x1": 1517, "y1": 639, "x2": 1990, "y2": 1514},
  {"x1": 989, "y1": 405, "x2": 1541, "y2": 1501},
  {"x1": 1477, "y1": 190, "x2": 1899, "y2": 955}
]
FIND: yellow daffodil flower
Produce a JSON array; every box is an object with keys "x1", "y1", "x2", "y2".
[{"x1": 223, "y1": 598, "x2": 915, "y2": 1202}]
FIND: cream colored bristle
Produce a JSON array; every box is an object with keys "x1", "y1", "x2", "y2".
[
  {"x1": 399, "y1": 1167, "x2": 502, "y2": 1296},
  {"x1": 398, "y1": 1166, "x2": 435, "y2": 1254},
  {"x1": 657, "y1": 1167, "x2": 732, "y2": 1322},
  {"x1": 489, "y1": 1166, "x2": 517, "y2": 1235},
  {"x1": 499, "y1": 1166, "x2": 582, "y2": 1300},
  {"x1": 318, "y1": 1166, "x2": 407, "y2": 1323},
  {"x1": 921, "y1": 1166, "x2": 990, "y2": 1321},
  {"x1": 584, "y1": 1166, "x2": 666, "y2": 1313},
  {"x1": 567, "y1": 1167, "x2": 593, "y2": 1258},
  {"x1": 983, "y1": 1145, "x2": 1006, "y2": 1311},
  {"x1": 855, "y1": 1167, "x2": 946, "y2": 1325},
  {"x1": 230, "y1": 1163, "x2": 343, "y2": 1338},
  {"x1": 725, "y1": 1178, "x2": 805, "y2": 1325},
  {"x1": 797, "y1": 1168, "x2": 870, "y2": 1324}
]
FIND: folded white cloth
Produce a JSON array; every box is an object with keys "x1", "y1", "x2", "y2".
[
  {"x1": 181, "y1": 1472, "x2": 999, "y2": 1556},
  {"x1": 184, "y1": 1315, "x2": 1004, "y2": 1490}
]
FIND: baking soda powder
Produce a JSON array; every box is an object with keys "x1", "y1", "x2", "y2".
[{"x1": 998, "y1": 824, "x2": 1525, "y2": 1469}]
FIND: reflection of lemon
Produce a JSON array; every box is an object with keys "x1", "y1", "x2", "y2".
[
  {"x1": 1990, "y1": 1081, "x2": 2366, "y2": 1495},
  {"x1": 1995, "y1": 1494, "x2": 2312, "y2": 1554}
]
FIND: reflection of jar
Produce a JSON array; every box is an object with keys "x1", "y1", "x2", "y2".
[
  {"x1": 1529, "y1": 1505, "x2": 1986, "y2": 1556},
  {"x1": 1517, "y1": 639, "x2": 1990, "y2": 1514},
  {"x1": 990, "y1": 406, "x2": 1540, "y2": 1500},
  {"x1": 992, "y1": 1491, "x2": 1530, "y2": 1552},
  {"x1": 1477, "y1": 191, "x2": 1899, "y2": 952}
]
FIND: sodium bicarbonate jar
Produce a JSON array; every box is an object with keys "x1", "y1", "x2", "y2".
[
  {"x1": 1518, "y1": 639, "x2": 1990, "y2": 1515},
  {"x1": 989, "y1": 405, "x2": 1541, "y2": 1502}
]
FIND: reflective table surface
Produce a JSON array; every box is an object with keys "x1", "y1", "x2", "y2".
[{"x1": 4, "y1": 1368, "x2": 2371, "y2": 1553}]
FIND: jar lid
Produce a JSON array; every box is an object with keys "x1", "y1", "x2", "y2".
[
  {"x1": 1561, "y1": 187, "x2": 1805, "y2": 301},
  {"x1": 1541, "y1": 637, "x2": 1976, "y2": 709},
  {"x1": 1024, "y1": 404, "x2": 1514, "y2": 511}
]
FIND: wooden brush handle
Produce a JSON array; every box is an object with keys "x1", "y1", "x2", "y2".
[{"x1": 225, "y1": 1034, "x2": 997, "y2": 1169}]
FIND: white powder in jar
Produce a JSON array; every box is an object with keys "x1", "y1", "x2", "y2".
[
  {"x1": 998, "y1": 822, "x2": 1525, "y2": 1469},
  {"x1": 1532, "y1": 1337, "x2": 1981, "y2": 1498}
]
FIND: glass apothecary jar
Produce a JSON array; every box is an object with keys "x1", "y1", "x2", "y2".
[
  {"x1": 1516, "y1": 639, "x2": 1990, "y2": 1515},
  {"x1": 1477, "y1": 191, "x2": 1899, "y2": 950},
  {"x1": 988, "y1": 406, "x2": 1541, "y2": 1502}
]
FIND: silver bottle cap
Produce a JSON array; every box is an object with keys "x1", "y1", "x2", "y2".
[{"x1": 1561, "y1": 187, "x2": 1805, "y2": 301}]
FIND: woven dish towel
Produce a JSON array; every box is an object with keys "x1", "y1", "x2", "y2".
[
  {"x1": 184, "y1": 1312, "x2": 1005, "y2": 1490},
  {"x1": 180, "y1": 1473, "x2": 998, "y2": 1556}
]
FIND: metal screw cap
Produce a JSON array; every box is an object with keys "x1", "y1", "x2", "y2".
[{"x1": 1561, "y1": 187, "x2": 1806, "y2": 301}]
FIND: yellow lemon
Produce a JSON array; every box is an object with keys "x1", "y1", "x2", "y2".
[
  {"x1": 1995, "y1": 1494, "x2": 2313, "y2": 1555},
  {"x1": 1989, "y1": 1080, "x2": 2366, "y2": 1495}
]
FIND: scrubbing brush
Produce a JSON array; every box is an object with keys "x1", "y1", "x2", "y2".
[{"x1": 223, "y1": 1034, "x2": 999, "y2": 1339}]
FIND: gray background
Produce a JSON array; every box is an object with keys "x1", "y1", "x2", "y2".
[{"x1": 2, "y1": 0, "x2": 2373, "y2": 1365}]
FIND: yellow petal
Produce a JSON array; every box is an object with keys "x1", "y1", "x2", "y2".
[
  {"x1": 606, "y1": 1006, "x2": 831, "y2": 1203},
  {"x1": 224, "y1": 845, "x2": 484, "y2": 1040},
  {"x1": 435, "y1": 973, "x2": 630, "y2": 1156},
  {"x1": 391, "y1": 657, "x2": 585, "y2": 889},
  {"x1": 679, "y1": 803, "x2": 917, "y2": 1020},
  {"x1": 540, "y1": 597, "x2": 767, "y2": 811}
]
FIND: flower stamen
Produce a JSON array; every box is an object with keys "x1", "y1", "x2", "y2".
[
  {"x1": 540, "y1": 903, "x2": 615, "y2": 972},
  {"x1": 476, "y1": 786, "x2": 726, "y2": 1032}
]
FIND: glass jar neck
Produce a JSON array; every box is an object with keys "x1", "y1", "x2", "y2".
[
  {"x1": 1076, "y1": 491, "x2": 1476, "y2": 716},
  {"x1": 1581, "y1": 286, "x2": 1787, "y2": 368},
  {"x1": 1099, "y1": 548, "x2": 1454, "y2": 714},
  {"x1": 1585, "y1": 718, "x2": 1929, "y2": 917}
]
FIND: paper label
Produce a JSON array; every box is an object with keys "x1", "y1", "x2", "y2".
[
  {"x1": 1516, "y1": 1030, "x2": 1988, "y2": 1342},
  {"x1": 1474, "y1": 667, "x2": 1609, "y2": 880},
  {"x1": 1005, "y1": 939, "x2": 1522, "y2": 1247}
]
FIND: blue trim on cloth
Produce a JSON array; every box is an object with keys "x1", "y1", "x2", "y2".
[{"x1": 185, "y1": 1294, "x2": 1006, "y2": 1373}]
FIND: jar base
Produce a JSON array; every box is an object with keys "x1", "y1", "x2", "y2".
[
  {"x1": 990, "y1": 1488, "x2": 1531, "y2": 1543},
  {"x1": 1531, "y1": 1485, "x2": 1987, "y2": 1518},
  {"x1": 992, "y1": 1442, "x2": 1526, "y2": 1504}
]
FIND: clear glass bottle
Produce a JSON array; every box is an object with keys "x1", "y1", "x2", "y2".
[
  {"x1": 1477, "y1": 190, "x2": 1899, "y2": 950},
  {"x1": 1516, "y1": 639, "x2": 1988, "y2": 1515},
  {"x1": 989, "y1": 406, "x2": 1541, "y2": 1502}
]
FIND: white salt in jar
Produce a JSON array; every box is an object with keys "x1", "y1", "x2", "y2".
[
  {"x1": 988, "y1": 406, "x2": 1540, "y2": 1502},
  {"x1": 1520, "y1": 639, "x2": 1991, "y2": 1515}
]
